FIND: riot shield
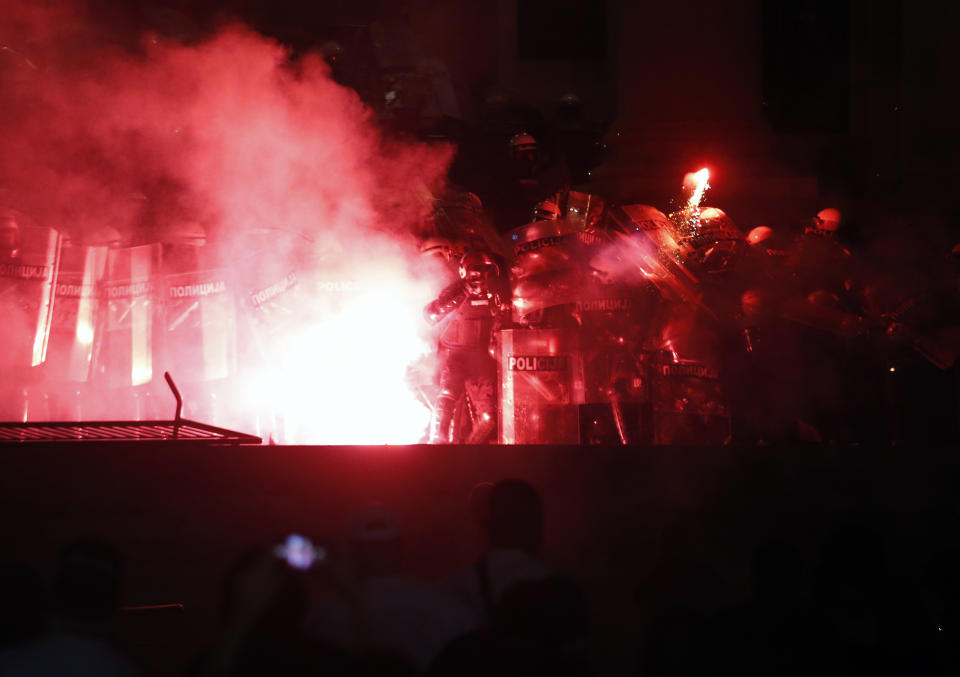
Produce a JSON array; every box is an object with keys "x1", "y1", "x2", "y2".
[
  {"x1": 564, "y1": 190, "x2": 607, "y2": 232},
  {"x1": 506, "y1": 219, "x2": 585, "y2": 320},
  {"x1": 0, "y1": 225, "x2": 61, "y2": 370},
  {"x1": 649, "y1": 352, "x2": 731, "y2": 445},
  {"x1": 47, "y1": 245, "x2": 109, "y2": 383},
  {"x1": 610, "y1": 205, "x2": 703, "y2": 306},
  {"x1": 577, "y1": 279, "x2": 662, "y2": 404},
  {"x1": 93, "y1": 243, "x2": 162, "y2": 388},
  {"x1": 430, "y1": 189, "x2": 505, "y2": 258},
  {"x1": 497, "y1": 328, "x2": 584, "y2": 444},
  {"x1": 160, "y1": 244, "x2": 236, "y2": 383},
  {"x1": 232, "y1": 231, "x2": 306, "y2": 354}
]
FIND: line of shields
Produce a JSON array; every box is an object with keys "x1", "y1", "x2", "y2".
[
  {"x1": 0, "y1": 227, "x2": 310, "y2": 439},
  {"x1": 493, "y1": 192, "x2": 732, "y2": 444},
  {"x1": 3, "y1": 194, "x2": 733, "y2": 445}
]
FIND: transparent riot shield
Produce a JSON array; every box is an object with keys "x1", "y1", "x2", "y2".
[
  {"x1": 160, "y1": 244, "x2": 236, "y2": 384},
  {"x1": 564, "y1": 190, "x2": 607, "y2": 232},
  {"x1": 0, "y1": 226, "x2": 61, "y2": 370},
  {"x1": 609, "y1": 205, "x2": 703, "y2": 306},
  {"x1": 575, "y1": 278, "x2": 663, "y2": 444},
  {"x1": 233, "y1": 231, "x2": 304, "y2": 351},
  {"x1": 497, "y1": 328, "x2": 584, "y2": 444},
  {"x1": 47, "y1": 245, "x2": 109, "y2": 383},
  {"x1": 0, "y1": 225, "x2": 61, "y2": 421},
  {"x1": 93, "y1": 244, "x2": 162, "y2": 389},
  {"x1": 650, "y1": 352, "x2": 731, "y2": 445},
  {"x1": 228, "y1": 231, "x2": 313, "y2": 442},
  {"x1": 506, "y1": 219, "x2": 585, "y2": 321}
]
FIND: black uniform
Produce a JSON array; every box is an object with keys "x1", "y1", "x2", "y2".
[{"x1": 424, "y1": 279, "x2": 508, "y2": 443}]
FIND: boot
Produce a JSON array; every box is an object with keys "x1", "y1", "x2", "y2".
[{"x1": 428, "y1": 396, "x2": 457, "y2": 443}]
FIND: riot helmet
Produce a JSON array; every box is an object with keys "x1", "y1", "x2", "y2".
[
  {"x1": 459, "y1": 250, "x2": 499, "y2": 296},
  {"x1": 747, "y1": 225, "x2": 774, "y2": 246},
  {"x1": 684, "y1": 207, "x2": 745, "y2": 271},
  {"x1": 509, "y1": 132, "x2": 537, "y2": 156},
  {"x1": 319, "y1": 41, "x2": 344, "y2": 65},
  {"x1": 697, "y1": 207, "x2": 742, "y2": 243},
  {"x1": 437, "y1": 190, "x2": 484, "y2": 216},
  {"x1": 508, "y1": 132, "x2": 540, "y2": 177},
  {"x1": 806, "y1": 208, "x2": 841, "y2": 237},
  {"x1": 533, "y1": 198, "x2": 561, "y2": 222}
]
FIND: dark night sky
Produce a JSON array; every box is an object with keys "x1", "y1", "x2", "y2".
[{"x1": 15, "y1": 1, "x2": 959, "y2": 225}]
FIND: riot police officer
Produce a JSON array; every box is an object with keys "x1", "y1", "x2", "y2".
[{"x1": 424, "y1": 251, "x2": 509, "y2": 443}]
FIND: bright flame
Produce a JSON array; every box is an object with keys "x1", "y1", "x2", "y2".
[
  {"x1": 668, "y1": 168, "x2": 714, "y2": 258},
  {"x1": 75, "y1": 323, "x2": 94, "y2": 345},
  {"x1": 244, "y1": 256, "x2": 436, "y2": 445},
  {"x1": 687, "y1": 168, "x2": 710, "y2": 208}
]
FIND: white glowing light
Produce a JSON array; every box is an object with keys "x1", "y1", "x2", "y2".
[
  {"x1": 244, "y1": 259, "x2": 436, "y2": 445},
  {"x1": 668, "y1": 168, "x2": 714, "y2": 256},
  {"x1": 687, "y1": 168, "x2": 710, "y2": 208},
  {"x1": 76, "y1": 323, "x2": 95, "y2": 345},
  {"x1": 132, "y1": 366, "x2": 153, "y2": 387}
]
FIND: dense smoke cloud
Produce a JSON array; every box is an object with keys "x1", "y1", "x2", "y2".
[
  {"x1": 1, "y1": 2, "x2": 450, "y2": 242},
  {"x1": 1, "y1": 1, "x2": 454, "y2": 442}
]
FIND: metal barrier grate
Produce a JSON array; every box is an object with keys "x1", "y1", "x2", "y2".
[{"x1": 0, "y1": 419, "x2": 262, "y2": 445}]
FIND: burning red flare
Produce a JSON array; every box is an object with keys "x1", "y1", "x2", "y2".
[{"x1": 686, "y1": 168, "x2": 710, "y2": 208}]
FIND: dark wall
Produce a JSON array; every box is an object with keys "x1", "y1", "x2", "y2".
[
  {"x1": 2, "y1": 443, "x2": 958, "y2": 674},
  {"x1": 762, "y1": 0, "x2": 852, "y2": 134}
]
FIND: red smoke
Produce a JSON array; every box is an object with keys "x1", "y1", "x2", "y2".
[
  {"x1": 1, "y1": 2, "x2": 453, "y2": 442},
  {"x1": 2, "y1": 7, "x2": 448, "y2": 242}
]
